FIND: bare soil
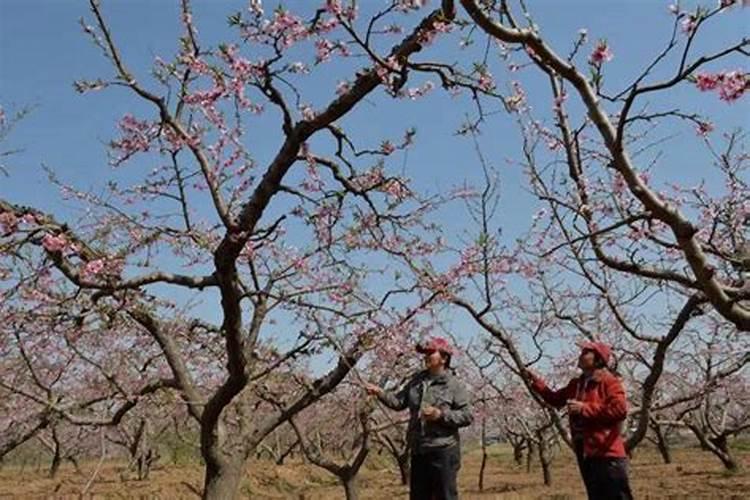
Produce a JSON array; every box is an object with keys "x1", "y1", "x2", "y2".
[{"x1": 1, "y1": 446, "x2": 747, "y2": 499}]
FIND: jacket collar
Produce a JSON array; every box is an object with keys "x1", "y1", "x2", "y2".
[{"x1": 420, "y1": 369, "x2": 450, "y2": 384}]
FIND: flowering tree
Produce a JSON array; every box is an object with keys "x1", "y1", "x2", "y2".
[
  {"x1": 1, "y1": 1, "x2": 747, "y2": 496},
  {"x1": 465, "y1": 341, "x2": 564, "y2": 487},
  {"x1": 457, "y1": 0, "x2": 749, "y2": 329},
  {"x1": 385, "y1": 0, "x2": 747, "y2": 473},
  {"x1": 649, "y1": 315, "x2": 749, "y2": 470},
  {"x1": 33, "y1": 423, "x2": 89, "y2": 478},
  {"x1": 289, "y1": 388, "x2": 374, "y2": 500},
  {"x1": 0, "y1": 1, "x2": 462, "y2": 497}
]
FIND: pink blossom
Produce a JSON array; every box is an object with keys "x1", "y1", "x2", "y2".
[
  {"x1": 418, "y1": 21, "x2": 451, "y2": 46},
  {"x1": 110, "y1": 114, "x2": 157, "y2": 165},
  {"x1": 402, "y1": 81, "x2": 435, "y2": 100},
  {"x1": 315, "y1": 39, "x2": 335, "y2": 63},
  {"x1": 589, "y1": 40, "x2": 613, "y2": 65},
  {"x1": 695, "y1": 72, "x2": 721, "y2": 91},
  {"x1": 681, "y1": 15, "x2": 699, "y2": 34},
  {"x1": 395, "y1": 0, "x2": 428, "y2": 12},
  {"x1": 375, "y1": 56, "x2": 402, "y2": 89},
  {"x1": 82, "y1": 259, "x2": 106, "y2": 278},
  {"x1": 265, "y1": 9, "x2": 309, "y2": 48},
  {"x1": 42, "y1": 233, "x2": 68, "y2": 253},
  {"x1": 382, "y1": 179, "x2": 410, "y2": 201},
  {"x1": 477, "y1": 70, "x2": 494, "y2": 91},
  {"x1": 491, "y1": 257, "x2": 512, "y2": 274},
  {"x1": 0, "y1": 212, "x2": 18, "y2": 233},
  {"x1": 696, "y1": 121, "x2": 714, "y2": 136},
  {"x1": 300, "y1": 105, "x2": 316, "y2": 121},
  {"x1": 335, "y1": 80, "x2": 351, "y2": 96},
  {"x1": 694, "y1": 70, "x2": 748, "y2": 102},
  {"x1": 516, "y1": 261, "x2": 536, "y2": 278},
  {"x1": 351, "y1": 167, "x2": 384, "y2": 191},
  {"x1": 326, "y1": 0, "x2": 343, "y2": 15},
  {"x1": 315, "y1": 17, "x2": 340, "y2": 34},
  {"x1": 380, "y1": 140, "x2": 396, "y2": 155},
  {"x1": 505, "y1": 81, "x2": 527, "y2": 112},
  {"x1": 249, "y1": 0, "x2": 263, "y2": 16},
  {"x1": 21, "y1": 213, "x2": 36, "y2": 225},
  {"x1": 612, "y1": 173, "x2": 627, "y2": 194},
  {"x1": 181, "y1": 54, "x2": 210, "y2": 74},
  {"x1": 717, "y1": 71, "x2": 748, "y2": 101},
  {"x1": 289, "y1": 62, "x2": 309, "y2": 74},
  {"x1": 553, "y1": 91, "x2": 568, "y2": 113}
]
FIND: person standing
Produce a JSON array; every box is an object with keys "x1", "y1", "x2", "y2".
[
  {"x1": 525, "y1": 341, "x2": 633, "y2": 500},
  {"x1": 364, "y1": 337, "x2": 473, "y2": 500}
]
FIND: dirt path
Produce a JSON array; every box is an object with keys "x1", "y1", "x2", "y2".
[{"x1": 1, "y1": 446, "x2": 747, "y2": 499}]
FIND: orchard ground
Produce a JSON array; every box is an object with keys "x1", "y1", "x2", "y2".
[{"x1": 1, "y1": 444, "x2": 748, "y2": 499}]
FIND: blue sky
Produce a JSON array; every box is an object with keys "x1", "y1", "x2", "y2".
[
  {"x1": 2, "y1": 1, "x2": 745, "y2": 209},
  {"x1": 1, "y1": 1, "x2": 748, "y2": 363}
]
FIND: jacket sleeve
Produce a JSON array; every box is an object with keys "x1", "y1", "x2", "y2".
[
  {"x1": 530, "y1": 376, "x2": 576, "y2": 409},
  {"x1": 440, "y1": 381, "x2": 473, "y2": 428},
  {"x1": 580, "y1": 375, "x2": 628, "y2": 424},
  {"x1": 378, "y1": 382, "x2": 411, "y2": 411}
]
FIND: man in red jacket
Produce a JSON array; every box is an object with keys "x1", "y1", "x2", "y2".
[{"x1": 525, "y1": 341, "x2": 632, "y2": 500}]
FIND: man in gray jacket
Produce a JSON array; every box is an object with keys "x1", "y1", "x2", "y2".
[{"x1": 365, "y1": 337, "x2": 473, "y2": 500}]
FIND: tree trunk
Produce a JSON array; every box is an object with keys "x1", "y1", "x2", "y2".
[
  {"x1": 688, "y1": 425, "x2": 741, "y2": 472},
  {"x1": 48, "y1": 444, "x2": 61, "y2": 478},
  {"x1": 537, "y1": 435, "x2": 552, "y2": 486},
  {"x1": 341, "y1": 476, "x2": 359, "y2": 500},
  {"x1": 397, "y1": 452, "x2": 410, "y2": 486},
  {"x1": 526, "y1": 441, "x2": 535, "y2": 473},
  {"x1": 478, "y1": 419, "x2": 487, "y2": 492},
  {"x1": 709, "y1": 436, "x2": 740, "y2": 471},
  {"x1": 202, "y1": 459, "x2": 244, "y2": 500},
  {"x1": 68, "y1": 456, "x2": 82, "y2": 475},
  {"x1": 652, "y1": 424, "x2": 672, "y2": 464},
  {"x1": 48, "y1": 452, "x2": 61, "y2": 479},
  {"x1": 512, "y1": 439, "x2": 525, "y2": 466}
]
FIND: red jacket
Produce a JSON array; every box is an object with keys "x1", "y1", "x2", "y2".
[{"x1": 531, "y1": 369, "x2": 627, "y2": 458}]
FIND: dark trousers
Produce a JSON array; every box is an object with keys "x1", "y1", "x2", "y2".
[
  {"x1": 410, "y1": 445, "x2": 460, "y2": 500},
  {"x1": 574, "y1": 440, "x2": 633, "y2": 500}
]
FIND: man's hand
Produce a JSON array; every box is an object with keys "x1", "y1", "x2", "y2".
[
  {"x1": 567, "y1": 399, "x2": 585, "y2": 415},
  {"x1": 363, "y1": 383, "x2": 384, "y2": 397},
  {"x1": 421, "y1": 405, "x2": 442, "y2": 422}
]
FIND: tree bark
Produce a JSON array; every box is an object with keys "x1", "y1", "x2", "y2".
[
  {"x1": 688, "y1": 425, "x2": 741, "y2": 472},
  {"x1": 512, "y1": 438, "x2": 525, "y2": 466},
  {"x1": 202, "y1": 458, "x2": 244, "y2": 500},
  {"x1": 537, "y1": 433, "x2": 553, "y2": 486},
  {"x1": 652, "y1": 423, "x2": 672, "y2": 464},
  {"x1": 341, "y1": 475, "x2": 359, "y2": 500},
  {"x1": 48, "y1": 427, "x2": 62, "y2": 479},
  {"x1": 478, "y1": 418, "x2": 488, "y2": 492},
  {"x1": 526, "y1": 441, "x2": 535, "y2": 473}
]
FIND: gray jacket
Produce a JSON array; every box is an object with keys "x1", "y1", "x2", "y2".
[{"x1": 378, "y1": 370, "x2": 473, "y2": 453}]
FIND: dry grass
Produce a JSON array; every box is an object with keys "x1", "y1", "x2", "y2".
[{"x1": 1, "y1": 445, "x2": 747, "y2": 499}]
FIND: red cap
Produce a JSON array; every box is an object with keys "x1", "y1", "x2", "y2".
[
  {"x1": 580, "y1": 341, "x2": 611, "y2": 366},
  {"x1": 416, "y1": 337, "x2": 454, "y2": 356}
]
